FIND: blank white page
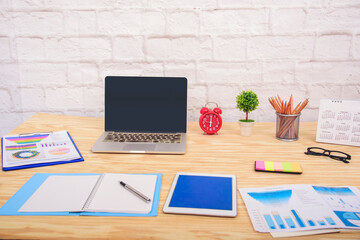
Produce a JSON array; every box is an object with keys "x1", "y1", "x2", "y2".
[
  {"x1": 85, "y1": 173, "x2": 157, "y2": 214},
  {"x1": 19, "y1": 175, "x2": 100, "y2": 212}
]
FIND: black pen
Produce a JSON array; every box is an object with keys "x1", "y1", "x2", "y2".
[{"x1": 120, "y1": 181, "x2": 151, "y2": 203}]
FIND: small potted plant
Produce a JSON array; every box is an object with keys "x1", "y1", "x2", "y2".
[{"x1": 236, "y1": 90, "x2": 259, "y2": 136}]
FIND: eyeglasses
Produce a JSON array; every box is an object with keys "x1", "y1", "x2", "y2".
[{"x1": 304, "y1": 147, "x2": 351, "y2": 163}]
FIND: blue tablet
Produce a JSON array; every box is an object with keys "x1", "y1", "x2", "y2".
[{"x1": 163, "y1": 173, "x2": 237, "y2": 217}]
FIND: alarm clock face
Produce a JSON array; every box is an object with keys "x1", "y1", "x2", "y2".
[{"x1": 200, "y1": 112, "x2": 222, "y2": 134}]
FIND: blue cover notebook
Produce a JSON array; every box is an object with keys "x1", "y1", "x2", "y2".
[
  {"x1": 1, "y1": 131, "x2": 84, "y2": 171},
  {"x1": 0, "y1": 173, "x2": 162, "y2": 217}
]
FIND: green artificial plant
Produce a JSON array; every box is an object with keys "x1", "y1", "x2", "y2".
[{"x1": 236, "y1": 90, "x2": 259, "y2": 122}]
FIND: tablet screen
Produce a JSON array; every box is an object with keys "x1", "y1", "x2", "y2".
[{"x1": 169, "y1": 175, "x2": 233, "y2": 210}]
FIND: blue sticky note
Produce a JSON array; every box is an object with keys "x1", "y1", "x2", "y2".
[{"x1": 169, "y1": 175, "x2": 233, "y2": 210}]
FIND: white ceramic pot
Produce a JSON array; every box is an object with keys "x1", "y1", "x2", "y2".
[{"x1": 239, "y1": 121, "x2": 254, "y2": 136}]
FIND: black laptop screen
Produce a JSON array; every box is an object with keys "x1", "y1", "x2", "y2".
[{"x1": 105, "y1": 76, "x2": 187, "y2": 133}]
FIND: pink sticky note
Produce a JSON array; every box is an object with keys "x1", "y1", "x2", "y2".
[
  {"x1": 255, "y1": 161, "x2": 265, "y2": 171},
  {"x1": 273, "y1": 162, "x2": 283, "y2": 172}
]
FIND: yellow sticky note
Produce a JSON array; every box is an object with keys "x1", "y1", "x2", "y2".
[{"x1": 264, "y1": 161, "x2": 274, "y2": 171}]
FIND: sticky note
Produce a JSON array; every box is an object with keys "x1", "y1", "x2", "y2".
[
  {"x1": 282, "y1": 162, "x2": 292, "y2": 172},
  {"x1": 290, "y1": 163, "x2": 302, "y2": 173},
  {"x1": 255, "y1": 161, "x2": 265, "y2": 171},
  {"x1": 255, "y1": 161, "x2": 302, "y2": 174},
  {"x1": 273, "y1": 162, "x2": 283, "y2": 171},
  {"x1": 264, "y1": 161, "x2": 274, "y2": 171}
]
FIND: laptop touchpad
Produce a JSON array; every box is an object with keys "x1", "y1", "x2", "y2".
[{"x1": 123, "y1": 144, "x2": 156, "y2": 151}]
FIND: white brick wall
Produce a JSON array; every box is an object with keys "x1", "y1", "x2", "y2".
[{"x1": 1, "y1": 0, "x2": 360, "y2": 136}]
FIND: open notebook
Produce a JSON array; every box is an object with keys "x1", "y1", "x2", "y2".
[{"x1": 19, "y1": 173, "x2": 157, "y2": 214}]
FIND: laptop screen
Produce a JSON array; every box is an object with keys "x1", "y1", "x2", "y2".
[{"x1": 105, "y1": 76, "x2": 187, "y2": 133}]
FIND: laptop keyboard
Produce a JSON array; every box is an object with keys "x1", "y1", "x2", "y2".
[{"x1": 103, "y1": 132, "x2": 182, "y2": 143}]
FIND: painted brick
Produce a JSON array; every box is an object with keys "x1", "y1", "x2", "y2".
[
  {"x1": 218, "y1": 0, "x2": 252, "y2": 8},
  {"x1": 19, "y1": 63, "x2": 67, "y2": 85},
  {"x1": 272, "y1": 8, "x2": 306, "y2": 34},
  {"x1": 114, "y1": 37, "x2": 144, "y2": 60},
  {"x1": 150, "y1": 0, "x2": 217, "y2": 9},
  {"x1": 214, "y1": 37, "x2": 247, "y2": 61},
  {"x1": 342, "y1": 85, "x2": 360, "y2": 99},
  {"x1": 0, "y1": 63, "x2": 20, "y2": 86},
  {"x1": 20, "y1": 88, "x2": 45, "y2": 110},
  {"x1": 100, "y1": 63, "x2": 164, "y2": 79},
  {"x1": 253, "y1": 0, "x2": 306, "y2": 7},
  {"x1": 248, "y1": 36, "x2": 315, "y2": 60},
  {"x1": 0, "y1": 0, "x2": 9, "y2": 7},
  {"x1": 45, "y1": 38, "x2": 80, "y2": 60},
  {"x1": 0, "y1": 89, "x2": 11, "y2": 111},
  {"x1": 164, "y1": 63, "x2": 196, "y2": 83},
  {"x1": 263, "y1": 61, "x2": 295, "y2": 83},
  {"x1": 147, "y1": 37, "x2": 211, "y2": 60},
  {"x1": 1, "y1": 2, "x2": 360, "y2": 135},
  {"x1": 83, "y1": 87, "x2": 104, "y2": 110},
  {"x1": 354, "y1": 35, "x2": 360, "y2": 60},
  {"x1": 143, "y1": 11, "x2": 166, "y2": 35},
  {"x1": 0, "y1": 37, "x2": 10, "y2": 59},
  {"x1": 209, "y1": 85, "x2": 239, "y2": 108},
  {"x1": 296, "y1": 61, "x2": 360, "y2": 84},
  {"x1": 45, "y1": 88, "x2": 84, "y2": 109},
  {"x1": 68, "y1": 63, "x2": 99, "y2": 85},
  {"x1": 13, "y1": 12, "x2": 63, "y2": 35},
  {"x1": 98, "y1": 11, "x2": 142, "y2": 34},
  {"x1": 0, "y1": 113, "x2": 26, "y2": 136},
  {"x1": 330, "y1": 0, "x2": 360, "y2": 7},
  {"x1": 0, "y1": 11, "x2": 14, "y2": 35},
  {"x1": 16, "y1": 38, "x2": 44, "y2": 60},
  {"x1": 44, "y1": 0, "x2": 114, "y2": 9},
  {"x1": 64, "y1": 11, "x2": 97, "y2": 34},
  {"x1": 188, "y1": 85, "x2": 207, "y2": 110},
  {"x1": 200, "y1": 9, "x2": 267, "y2": 34},
  {"x1": 114, "y1": 0, "x2": 146, "y2": 8},
  {"x1": 307, "y1": 84, "x2": 342, "y2": 108},
  {"x1": 315, "y1": 35, "x2": 351, "y2": 60},
  {"x1": 168, "y1": 11, "x2": 199, "y2": 35},
  {"x1": 11, "y1": 0, "x2": 43, "y2": 8},
  {"x1": 307, "y1": 8, "x2": 360, "y2": 30},
  {"x1": 45, "y1": 37, "x2": 111, "y2": 60},
  {"x1": 198, "y1": 62, "x2": 262, "y2": 84}
]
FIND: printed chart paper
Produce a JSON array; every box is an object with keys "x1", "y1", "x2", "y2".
[
  {"x1": 2, "y1": 130, "x2": 82, "y2": 169},
  {"x1": 239, "y1": 185, "x2": 360, "y2": 233},
  {"x1": 316, "y1": 99, "x2": 360, "y2": 147}
]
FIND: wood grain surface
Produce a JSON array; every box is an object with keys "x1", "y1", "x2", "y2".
[{"x1": 0, "y1": 113, "x2": 359, "y2": 239}]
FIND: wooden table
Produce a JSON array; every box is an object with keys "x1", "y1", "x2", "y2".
[{"x1": 0, "y1": 113, "x2": 359, "y2": 239}]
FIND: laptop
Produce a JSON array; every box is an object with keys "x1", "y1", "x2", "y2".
[{"x1": 91, "y1": 76, "x2": 187, "y2": 154}]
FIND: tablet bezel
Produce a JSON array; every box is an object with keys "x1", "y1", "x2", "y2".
[{"x1": 163, "y1": 172, "x2": 237, "y2": 217}]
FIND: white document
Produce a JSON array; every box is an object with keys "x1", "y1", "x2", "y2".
[
  {"x1": 316, "y1": 99, "x2": 360, "y2": 147},
  {"x1": 239, "y1": 185, "x2": 360, "y2": 233},
  {"x1": 84, "y1": 173, "x2": 157, "y2": 214},
  {"x1": 19, "y1": 175, "x2": 100, "y2": 212},
  {"x1": 2, "y1": 130, "x2": 82, "y2": 168},
  {"x1": 19, "y1": 173, "x2": 157, "y2": 214}
]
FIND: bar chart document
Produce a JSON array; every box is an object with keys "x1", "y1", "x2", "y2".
[{"x1": 239, "y1": 185, "x2": 360, "y2": 233}]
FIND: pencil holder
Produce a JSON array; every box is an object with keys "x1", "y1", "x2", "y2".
[{"x1": 276, "y1": 113, "x2": 301, "y2": 141}]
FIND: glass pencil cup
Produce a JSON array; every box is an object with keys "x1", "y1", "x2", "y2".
[{"x1": 276, "y1": 113, "x2": 301, "y2": 141}]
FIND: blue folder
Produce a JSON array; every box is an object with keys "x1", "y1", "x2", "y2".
[
  {"x1": 2, "y1": 132, "x2": 84, "y2": 171},
  {"x1": 0, "y1": 173, "x2": 162, "y2": 217}
]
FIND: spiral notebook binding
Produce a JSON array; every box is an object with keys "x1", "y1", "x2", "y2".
[{"x1": 82, "y1": 174, "x2": 105, "y2": 211}]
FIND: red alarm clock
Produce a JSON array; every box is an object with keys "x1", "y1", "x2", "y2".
[{"x1": 199, "y1": 102, "x2": 222, "y2": 134}]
